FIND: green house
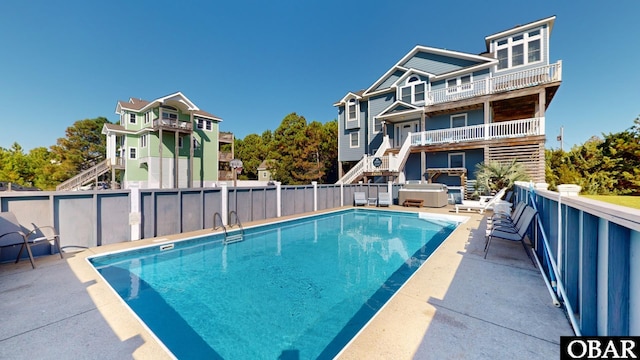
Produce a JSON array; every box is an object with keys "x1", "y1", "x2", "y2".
[{"x1": 101, "y1": 92, "x2": 233, "y2": 189}]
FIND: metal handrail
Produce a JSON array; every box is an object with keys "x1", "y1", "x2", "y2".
[
  {"x1": 526, "y1": 189, "x2": 581, "y2": 336},
  {"x1": 212, "y1": 212, "x2": 227, "y2": 237},
  {"x1": 228, "y1": 210, "x2": 244, "y2": 231}
]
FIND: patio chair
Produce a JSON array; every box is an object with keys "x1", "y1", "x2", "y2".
[
  {"x1": 488, "y1": 201, "x2": 527, "y2": 230},
  {"x1": 378, "y1": 192, "x2": 391, "y2": 207},
  {"x1": 484, "y1": 205, "x2": 537, "y2": 264},
  {"x1": 353, "y1": 192, "x2": 367, "y2": 206},
  {"x1": 0, "y1": 211, "x2": 63, "y2": 269},
  {"x1": 455, "y1": 188, "x2": 507, "y2": 214}
]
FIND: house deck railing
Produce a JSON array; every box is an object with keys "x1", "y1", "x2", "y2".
[
  {"x1": 408, "y1": 117, "x2": 544, "y2": 147},
  {"x1": 337, "y1": 117, "x2": 544, "y2": 183},
  {"x1": 152, "y1": 119, "x2": 193, "y2": 131},
  {"x1": 427, "y1": 61, "x2": 562, "y2": 105}
]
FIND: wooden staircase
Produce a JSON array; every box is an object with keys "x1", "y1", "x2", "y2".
[{"x1": 56, "y1": 159, "x2": 113, "y2": 191}]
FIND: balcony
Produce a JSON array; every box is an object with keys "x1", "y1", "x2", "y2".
[
  {"x1": 219, "y1": 151, "x2": 233, "y2": 162},
  {"x1": 408, "y1": 117, "x2": 544, "y2": 147},
  {"x1": 218, "y1": 170, "x2": 234, "y2": 180},
  {"x1": 152, "y1": 118, "x2": 193, "y2": 132},
  {"x1": 219, "y1": 132, "x2": 234, "y2": 143},
  {"x1": 426, "y1": 61, "x2": 562, "y2": 106}
]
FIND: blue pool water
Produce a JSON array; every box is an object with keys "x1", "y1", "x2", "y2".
[{"x1": 90, "y1": 209, "x2": 459, "y2": 359}]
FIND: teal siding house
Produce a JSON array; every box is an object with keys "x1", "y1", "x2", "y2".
[{"x1": 335, "y1": 16, "x2": 561, "y2": 188}]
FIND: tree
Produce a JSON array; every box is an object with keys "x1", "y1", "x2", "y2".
[
  {"x1": 474, "y1": 159, "x2": 529, "y2": 195},
  {"x1": 49, "y1": 117, "x2": 110, "y2": 182},
  {"x1": 271, "y1": 113, "x2": 309, "y2": 184}
]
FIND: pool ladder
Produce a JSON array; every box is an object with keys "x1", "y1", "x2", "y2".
[{"x1": 213, "y1": 211, "x2": 245, "y2": 244}]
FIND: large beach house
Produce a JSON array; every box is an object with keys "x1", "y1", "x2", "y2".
[
  {"x1": 56, "y1": 92, "x2": 233, "y2": 190},
  {"x1": 335, "y1": 16, "x2": 561, "y2": 188}
]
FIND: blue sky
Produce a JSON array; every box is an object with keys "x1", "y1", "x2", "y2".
[{"x1": 1, "y1": 0, "x2": 638, "y2": 152}]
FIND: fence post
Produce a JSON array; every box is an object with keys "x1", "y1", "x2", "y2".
[
  {"x1": 276, "y1": 181, "x2": 282, "y2": 217},
  {"x1": 129, "y1": 184, "x2": 141, "y2": 241},
  {"x1": 340, "y1": 182, "x2": 344, "y2": 207},
  {"x1": 221, "y1": 183, "x2": 228, "y2": 225},
  {"x1": 312, "y1": 181, "x2": 318, "y2": 211}
]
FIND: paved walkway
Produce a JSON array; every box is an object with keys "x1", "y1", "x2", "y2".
[{"x1": 0, "y1": 206, "x2": 573, "y2": 359}]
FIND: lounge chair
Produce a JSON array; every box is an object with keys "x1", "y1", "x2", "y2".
[
  {"x1": 378, "y1": 192, "x2": 391, "y2": 207},
  {"x1": 454, "y1": 188, "x2": 507, "y2": 214},
  {"x1": 0, "y1": 211, "x2": 63, "y2": 269},
  {"x1": 484, "y1": 205, "x2": 537, "y2": 264},
  {"x1": 353, "y1": 192, "x2": 367, "y2": 206}
]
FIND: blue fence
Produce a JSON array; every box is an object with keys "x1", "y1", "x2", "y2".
[
  {"x1": 0, "y1": 182, "x2": 394, "y2": 263},
  {"x1": 515, "y1": 183, "x2": 640, "y2": 336}
]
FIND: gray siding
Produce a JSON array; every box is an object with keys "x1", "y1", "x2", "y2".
[
  {"x1": 402, "y1": 51, "x2": 481, "y2": 75},
  {"x1": 426, "y1": 109, "x2": 484, "y2": 130},
  {"x1": 374, "y1": 70, "x2": 404, "y2": 92},
  {"x1": 369, "y1": 93, "x2": 395, "y2": 118},
  {"x1": 405, "y1": 153, "x2": 423, "y2": 181},
  {"x1": 425, "y1": 149, "x2": 484, "y2": 185}
]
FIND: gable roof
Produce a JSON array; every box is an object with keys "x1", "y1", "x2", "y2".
[
  {"x1": 333, "y1": 90, "x2": 365, "y2": 107},
  {"x1": 376, "y1": 100, "x2": 422, "y2": 119},
  {"x1": 363, "y1": 46, "x2": 495, "y2": 96},
  {"x1": 115, "y1": 91, "x2": 222, "y2": 121}
]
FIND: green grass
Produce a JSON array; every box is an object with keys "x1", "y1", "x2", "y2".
[{"x1": 581, "y1": 195, "x2": 640, "y2": 210}]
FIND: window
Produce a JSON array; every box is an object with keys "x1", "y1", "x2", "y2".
[
  {"x1": 446, "y1": 75, "x2": 473, "y2": 93},
  {"x1": 374, "y1": 118, "x2": 383, "y2": 133},
  {"x1": 350, "y1": 132, "x2": 359, "y2": 148},
  {"x1": 140, "y1": 134, "x2": 147, "y2": 148},
  {"x1": 144, "y1": 111, "x2": 151, "y2": 124},
  {"x1": 398, "y1": 76, "x2": 427, "y2": 104},
  {"x1": 129, "y1": 147, "x2": 137, "y2": 159},
  {"x1": 129, "y1": 113, "x2": 136, "y2": 124},
  {"x1": 512, "y1": 44, "x2": 524, "y2": 66},
  {"x1": 196, "y1": 118, "x2": 212, "y2": 131},
  {"x1": 528, "y1": 39, "x2": 541, "y2": 63},
  {"x1": 448, "y1": 152, "x2": 465, "y2": 168},
  {"x1": 178, "y1": 137, "x2": 183, "y2": 148},
  {"x1": 347, "y1": 99, "x2": 358, "y2": 121},
  {"x1": 495, "y1": 27, "x2": 542, "y2": 70},
  {"x1": 161, "y1": 107, "x2": 178, "y2": 122},
  {"x1": 451, "y1": 114, "x2": 467, "y2": 128}
]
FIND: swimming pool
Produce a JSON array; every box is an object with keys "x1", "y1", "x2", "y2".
[{"x1": 90, "y1": 209, "x2": 462, "y2": 359}]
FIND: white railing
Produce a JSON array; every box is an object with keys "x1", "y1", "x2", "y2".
[
  {"x1": 337, "y1": 117, "x2": 544, "y2": 184},
  {"x1": 427, "y1": 61, "x2": 562, "y2": 106},
  {"x1": 336, "y1": 136, "x2": 391, "y2": 184},
  {"x1": 409, "y1": 117, "x2": 544, "y2": 146}
]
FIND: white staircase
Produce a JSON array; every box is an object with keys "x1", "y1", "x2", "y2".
[
  {"x1": 56, "y1": 159, "x2": 112, "y2": 191},
  {"x1": 336, "y1": 135, "x2": 415, "y2": 184}
]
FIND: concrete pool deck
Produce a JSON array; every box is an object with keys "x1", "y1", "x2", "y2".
[{"x1": 0, "y1": 205, "x2": 573, "y2": 359}]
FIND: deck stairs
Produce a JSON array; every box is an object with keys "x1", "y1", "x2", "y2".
[
  {"x1": 56, "y1": 159, "x2": 112, "y2": 191},
  {"x1": 336, "y1": 135, "x2": 412, "y2": 184}
]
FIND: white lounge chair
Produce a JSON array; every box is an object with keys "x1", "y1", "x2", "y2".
[
  {"x1": 354, "y1": 192, "x2": 367, "y2": 206},
  {"x1": 454, "y1": 188, "x2": 508, "y2": 214},
  {"x1": 378, "y1": 192, "x2": 391, "y2": 207}
]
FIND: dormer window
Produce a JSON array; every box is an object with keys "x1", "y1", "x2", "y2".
[
  {"x1": 347, "y1": 98, "x2": 358, "y2": 121},
  {"x1": 399, "y1": 76, "x2": 426, "y2": 104},
  {"x1": 495, "y1": 28, "x2": 542, "y2": 70}
]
